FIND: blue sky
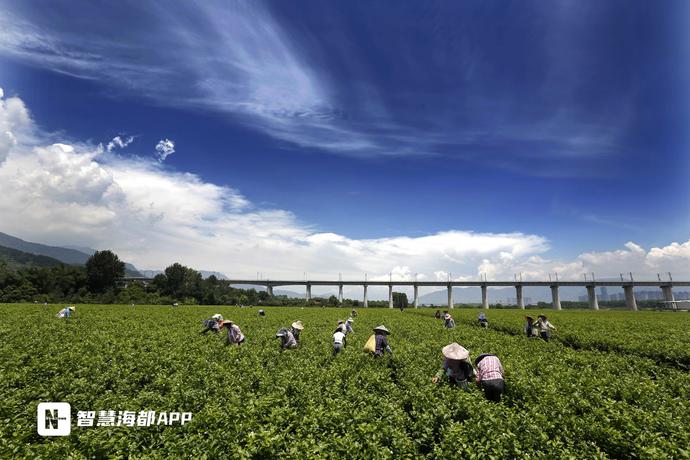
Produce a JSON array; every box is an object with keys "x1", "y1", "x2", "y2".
[{"x1": 0, "y1": 0, "x2": 688, "y2": 290}]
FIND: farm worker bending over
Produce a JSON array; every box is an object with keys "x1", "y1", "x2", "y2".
[
  {"x1": 276, "y1": 328, "x2": 297, "y2": 350},
  {"x1": 345, "y1": 317, "x2": 354, "y2": 334},
  {"x1": 56, "y1": 306, "x2": 75, "y2": 318},
  {"x1": 432, "y1": 343, "x2": 475, "y2": 389},
  {"x1": 478, "y1": 312, "x2": 489, "y2": 328},
  {"x1": 533, "y1": 315, "x2": 557, "y2": 341},
  {"x1": 258, "y1": 309, "x2": 265, "y2": 316},
  {"x1": 443, "y1": 312, "x2": 455, "y2": 329},
  {"x1": 434, "y1": 310, "x2": 441, "y2": 319},
  {"x1": 223, "y1": 320, "x2": 245, "y2": 346},
  {"x1": 373, "y1": 325, "x2": 392, "y2": 357},
  {"x1": 475, "y1": 354, "x2": 505, "y2": 402},
  {"x1": 200, "y1": 314, "x2": 223, "y2": 334},
  {"x1": 334, "y1": 320, "x2": 346, "y2": 334},
  {"x1": 291, "y1": 321, "x2": 304, "y2": 343},
  {"x1": 333, "y1": 329, "x2": 346, "y2": 355},
  {"x1": 351, "y1": 309, "x2": 358, "y2": 318},
  {"x1": 524, "y1": 316, "x2": 536, "y2": 338}
]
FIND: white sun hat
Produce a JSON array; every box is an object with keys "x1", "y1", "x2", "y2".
[{"x1": 442, "y1": 343, "x2": 470, "y2": 361}]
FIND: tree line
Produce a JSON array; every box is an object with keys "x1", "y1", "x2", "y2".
[{"x1": 0, "y1": 249, "x2": 412, "y2": 307}]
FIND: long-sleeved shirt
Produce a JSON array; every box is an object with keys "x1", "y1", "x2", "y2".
[
  {"x1": 279, "y1": 330, "x2": 297, "y2": 349},
  {"x1": 374, "y1": 333, "x2": 392, "y2": 356},
  {"x1": 226, "y1": 324, "x2": 245, "y2": 345},
  {"x1": 435, "y1": 359, "x2": 475, "y2": 385},
  {"x1": 201, "y1": 319, "x2": 221, "y2": 333},
  {"x1": 476, "y1": 355, "x2": 504, "y2": 382},
  {"x1": 56, "y1": 308, "x2": 71, "y2": 318},
  {"x1": 534, "y1": 319, "x2": 556, "y2": 333},
  {"x1": 345, "y1": 321, "x2": 354, "y2": 333}
]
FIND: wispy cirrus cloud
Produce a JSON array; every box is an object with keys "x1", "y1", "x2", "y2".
[{"x1": 0, "y1": 1, "x2": 636, "y2": 171}]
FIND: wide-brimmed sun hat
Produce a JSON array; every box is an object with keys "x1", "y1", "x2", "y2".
[
  {"x1": 373, "y1": 325, "x2": 390, "y2": 334},
  {"x1": 347, "y1": 317, "x2": 354, "y2": 322},
  {"x1": 68, "y1": 307, "x2": 75, "y2": 311},
  {"x1": 222, "y1": 320, "x2": 234, "y2": 325},
  {"x1": 442, "y1": 343, "x2": 469, "y2": 361},
  {"x1": 212, "y1": 314, "x2": 223, "y2": 320},
  {"x1": 292, "y1": 321, "x2": 304, "y2": 330}
]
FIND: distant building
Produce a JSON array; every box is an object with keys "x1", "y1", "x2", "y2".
[{"x1": 599, "y1": 287, "x2": 608, "y2": 302}]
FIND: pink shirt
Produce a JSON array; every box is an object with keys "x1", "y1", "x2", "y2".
[{"x1": 476, "y1": 356, "x2": 504, "y2": 382}]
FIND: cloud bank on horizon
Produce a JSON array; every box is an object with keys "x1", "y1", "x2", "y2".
[{"x1": 0, "y1": 88, "x2": 688, "y2": 298}]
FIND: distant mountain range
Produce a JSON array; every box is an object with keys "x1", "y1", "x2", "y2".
[{"x1": 0, "y1": 231, "x2": 142, "y2": 276}]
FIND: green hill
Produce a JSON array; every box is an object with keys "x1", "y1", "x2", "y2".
[{"x1": 0, "y1": 245, "x2": 66, "y2": 270}]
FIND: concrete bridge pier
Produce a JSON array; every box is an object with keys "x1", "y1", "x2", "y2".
[
  {"x1": 550, "y1": 285, "x2": 561, "y2": 310},
  {"x1": 338, "y1": 285, "x2": 343, "y2": 305},
  {"x1": 481, "y1": 285, "x2": 489, "y2": 309},
  {"x1": 623, "y1": 285, "x2": 638, "y2": 311},
  {"x1": 447, "y1": 284, "x2": 453, "y2": 309},
  {"x1": 266, "y1": 285, "x2": 273, "y2": 296},
  {"x1": 388, "y1": 285, "x2": 394, "y2": 309},
  {"x1": 413, "y1": 285, "x2": 419, "y2": 308},
  {"x1": 306, "y1": 284, "x2": 312, "y2": 302},
  {"x1": 586, "y1": 285, "x2": 599, "y2": 310},
  {"x1": 662, "y1": 285, "x2": 675, "y2": 303},
  {"x1": 515, "y1": 285, "x2": 524, "y2": 309},
  {"x1": 363, "y1": 285, "x2": 368, "y2": 308}
]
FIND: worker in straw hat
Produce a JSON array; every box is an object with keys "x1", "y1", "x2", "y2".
[
  {"x1": 533, "y1": 315, "x2": 557, "y2": 341},
  {"x1": 276, "y1": 326, "x2": 297, "y2": 350},
  {"x1": 432, "y1": 343, "x2": 475, "y2": 389},
  {"x1": 475, "y1": 354, "x2": 505, "y2": 402},
  {"x1": 345, "y1": 317, "x2": 354, "y2": 334},
  {"x1": 56, "y1": 305, "x2": 75, "y2": 319},
  {"x1": 334, "y1": 320, "x2": 347, "y2": 334},
  {"x1": 291, "y1": 320, "x2": 304, "y2": 343},
  {"x1": 199, "y1": 314, "x2": 224, "y2": 334},
  {"x1": 373, "y1": 325, "x2": 392, "y2": 357},
  {"x1": 443, "y1": 311, "x2": 455, "y2": 329},
  {"x1": 222, "y1": 320, "x2": 246, "y2": 346}
]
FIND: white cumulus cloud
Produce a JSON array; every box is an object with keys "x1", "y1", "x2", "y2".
[
  {"x1": 0, "y1": 87, "x2": 32, "y2": 164},
  {"x1": 154, "y1": 139, "x2": 175, "y2": 162},
  {"x1": 0, "y1": 91, "x2": 688, "y2": 299},
  {"x1": 106, "y1": 135, "x2": 134, "y2": 152}
]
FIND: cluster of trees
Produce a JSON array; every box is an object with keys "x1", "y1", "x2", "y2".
[
  {"x1": 0, "y1": 249, "x2": 388, "y2": 307},
  {"x1": 0, "y1": 250, "x2": 126, "y2": 304}
]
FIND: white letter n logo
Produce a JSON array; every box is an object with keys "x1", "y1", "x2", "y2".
[{"x1": 37, "y1": 403, "x2": 71, "y2": 436}]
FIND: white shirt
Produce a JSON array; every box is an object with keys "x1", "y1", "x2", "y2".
[{"x1": 333, "y1": 331, "x2": 346, "y2": 344}]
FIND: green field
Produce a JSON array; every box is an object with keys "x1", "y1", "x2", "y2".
[{"x1": 2, "y1": 304, "x2": 690, "y2": 458}]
